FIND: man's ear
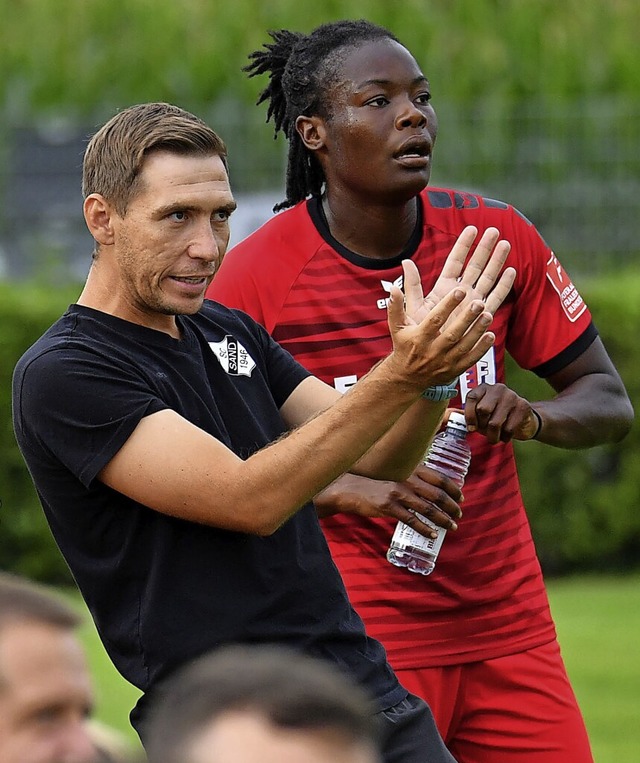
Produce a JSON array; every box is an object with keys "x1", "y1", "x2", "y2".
[
  {"x1": 295, "y1": 115, "x2": 327, "y2": 152},
  {"x1": 83, "y1": 194, "x2": 117, "y2": 246}
]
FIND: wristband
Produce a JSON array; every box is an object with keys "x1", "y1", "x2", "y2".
[
  {"x1": 421, "y1": 379, "x2": 459, "y2": 402},
  {"x1": 530, "y1": 408, "x2": 543, "y2": 440}
]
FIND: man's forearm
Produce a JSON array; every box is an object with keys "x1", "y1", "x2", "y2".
[{"x1": 349, "y1": 395, "x2": 447, "y2": 479}]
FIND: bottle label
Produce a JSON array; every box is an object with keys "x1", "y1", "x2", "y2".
[
  {"x1": 391, "y1": 514, "x2": 447, "y2": 555},
  {"x1": 387, "y1": 423, "x2": 469, "y2": 572}
]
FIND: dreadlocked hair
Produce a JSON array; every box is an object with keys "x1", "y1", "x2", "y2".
[{"x1": 245, "y1": 20, "x2": 398, "y2": 211}]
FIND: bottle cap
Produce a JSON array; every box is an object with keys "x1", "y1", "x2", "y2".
[{"x1": 447, "y1": 411, "x2": 467, "y2": 433}]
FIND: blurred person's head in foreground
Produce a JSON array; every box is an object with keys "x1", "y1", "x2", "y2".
[
  {"x1": 0, "y1": 571, "x2": 98, "y2": 763},
  {"x1": 144, "y1": 644, "x2": 383, "y2": 763}
]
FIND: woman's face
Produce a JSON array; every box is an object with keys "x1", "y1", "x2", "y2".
[{"x1": 306, "y1": 38, "x2": 438, "y2": 205}]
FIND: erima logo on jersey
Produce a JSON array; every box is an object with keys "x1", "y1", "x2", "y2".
[
  {"x1": 377, "y1": 275, "x2": 404, "y2": 309},
  {"x1": 209, "y1": 335, "x2": 256, "y2": 377}
]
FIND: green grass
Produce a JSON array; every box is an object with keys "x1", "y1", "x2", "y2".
[
  {"x1": 547, "y1": 573, "x2": 640, "y2": 763},
  {"x1": 69, "y1": 595, "x2": 143, "y2": 753},
  {"x1": 70, "y1": 574, "x2": 640, "y2": 761}
]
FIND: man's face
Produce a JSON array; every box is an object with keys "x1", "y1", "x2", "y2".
[
  {"x1": 0, "y1": 621, "x2": 97, "y2": 763},
  {"x1": 106, "y1": 150, "x2": 236, "y2": 329},
  {"x1": 188, "y1": 711, "x2": 379, "y2": 763},
  {"x1": 313, "y1": 38, "x2": 438, "y2": 205}
]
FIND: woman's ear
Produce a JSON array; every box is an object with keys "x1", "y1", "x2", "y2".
[
  {"x1": 83, "y1": 194, "x2": 116, "y2": 246},
  {"x1": 295, "y1": 115, "x2": 327, "y2": 152}
]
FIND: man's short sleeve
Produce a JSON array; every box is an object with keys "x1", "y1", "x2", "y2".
[{"x1": 13, "y1": 345, "x2": 167, "y2": 487}]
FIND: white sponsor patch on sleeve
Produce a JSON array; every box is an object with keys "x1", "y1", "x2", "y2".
[{"x1": 545, "y1": 252, "x2": 587, "y2": 322}]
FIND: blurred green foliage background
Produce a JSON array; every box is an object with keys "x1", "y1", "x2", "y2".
[{"x1": 1, "y1": 0, "x2": 638, "y2": 120}]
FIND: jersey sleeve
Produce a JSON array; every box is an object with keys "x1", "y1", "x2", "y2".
[
  {"x1": 209, "y1": 251, "x2": 270, "y2": 327},
  {"x1": 502, "y1": 208, "x2": 595, "y2": 375},
  {"x1": 14, "y1": 346, "x2": 167, "y2": 488},
  {"x1": 209, "y1": 228, "x2": 294, "y2": 333},
  {"x1": 208, "y1": 204, "x2": 322, "y2": 334}
]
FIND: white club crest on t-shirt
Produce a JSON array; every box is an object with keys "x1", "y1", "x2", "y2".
[{"x1": 208, "y1": 336, "x2": 256, "y2": 377}]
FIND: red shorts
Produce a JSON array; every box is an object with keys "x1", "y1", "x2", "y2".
[{"x1": 395, "y1": 640, "x2": 594, "y2": 763}]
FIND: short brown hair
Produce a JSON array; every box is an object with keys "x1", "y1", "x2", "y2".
[
  {"x1": 0, "y1": 572, "x2": 82, "y2": 689},
  {"x1": 0, "y1": 571, "x2": 80, "y2": 631},
  {"x1": 82, "y1": 102, "x2": 228, "y2": 215}
]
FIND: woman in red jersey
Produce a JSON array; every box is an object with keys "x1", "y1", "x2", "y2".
[{"x1": 208, "y1": 19, "x2": 633, "y2": 763}]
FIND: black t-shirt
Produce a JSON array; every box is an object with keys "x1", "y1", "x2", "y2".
[{"x1": 12, "y1": 301, "x2": 403, "y2": 716}]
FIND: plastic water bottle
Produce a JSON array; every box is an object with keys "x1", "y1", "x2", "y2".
[{"x1": 387, "y1": 411, "x2": 471, "y2": 575}]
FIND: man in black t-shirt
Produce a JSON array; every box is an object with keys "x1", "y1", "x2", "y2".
[{"x1": 12, "y1": 102, "x2": 514, "y2": 763}]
